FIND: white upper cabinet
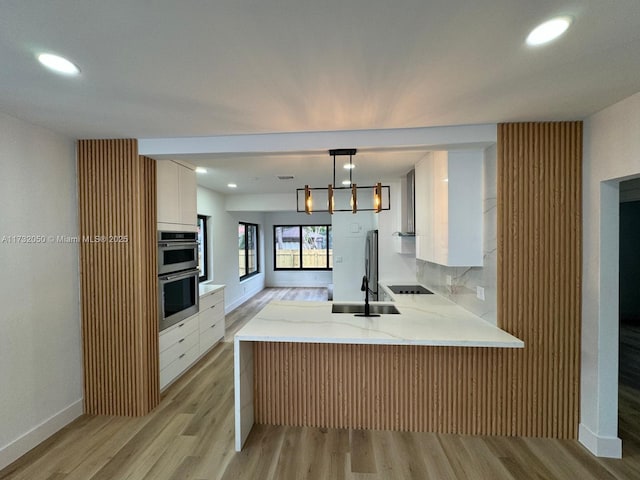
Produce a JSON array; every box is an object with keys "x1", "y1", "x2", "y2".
[
  {"x1": 415, "y1": 150, "x2": 483, "y2": 267},
  {"x1": 156, "y1": 160, "x2": 198, "y2": 232}
]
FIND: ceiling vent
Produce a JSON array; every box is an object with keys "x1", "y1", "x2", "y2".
[{"x1": 277, "y1": 175, "x2": 295, "y2": 180}]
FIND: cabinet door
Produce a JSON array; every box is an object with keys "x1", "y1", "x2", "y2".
[
  {"x1": 415, "y1": 155, "x2": 433, "y2": 261},
  {"x1": 414, "y1": 150, "x2": 483, "y2": 267},
  {"x1": 432, "y1": 151, "x2": 449, "y2": 265},
  {"x1": 446, "y1": 151, "x2": 483, "y2": 266},
  {"x1": 157, "y1": 160, "x2": 180, "y2": 225},
  {"x1": 179, "y1": 165, "x2": 197, "y2": 227},
  {"x1": 198, "y1": 298, "x2": 225, "y2": 354}
]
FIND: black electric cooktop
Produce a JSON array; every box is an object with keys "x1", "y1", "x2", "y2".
[{"x1": 388, "y1": 285, "x2": 433, "y2": 295}]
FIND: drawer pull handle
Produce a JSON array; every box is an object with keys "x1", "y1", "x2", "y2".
[
  {"x1": 178, "y1": 323, "x2": 185, "y2": 328},
  {"x1": 179, "y1": 353, "x2": 186, "y2": 359},
  {"x1": 178, "y1": 338, "x2": 185, "y2": 343},
  {"x1": 211, "y1": 324, "x2": 216, "y2": 328}
]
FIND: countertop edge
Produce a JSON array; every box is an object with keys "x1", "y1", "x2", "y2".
[
  {"x1": 235, "y1": 334, "x2": 524, "y2": 348},
  {"x1": 234, "y1": 298, "x2": 525, "y2": 349},
  {"x1": 199, "y1": 283, "x2": 225, "y2": 298}
]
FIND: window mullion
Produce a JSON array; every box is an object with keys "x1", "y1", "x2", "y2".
[
  {"x1": 298, "y1": 226, "x2": 303, "y2": 269},
  {"x1": 326, "y1": 226, "x2": 329, "y2": 269}
]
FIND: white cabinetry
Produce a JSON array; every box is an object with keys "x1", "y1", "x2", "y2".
[
  {"x1": 156, "y1": 160, "x2": 197, "y2": 232},
  {"x1": 415, "y1": 150, "x2": 483, "y2": 267},
  {"x1": 159, "y1": 314, "x2": 200, "y2": 390},
  {"x1": 199, "y1": 289, "x2": 225, "y2": 355},
  {"x1": 158, "y1": 286, "x2": 226, "y2": 391}
]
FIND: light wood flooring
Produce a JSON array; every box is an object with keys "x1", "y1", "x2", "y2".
[
  {"x1": 2, "y1": 288, "x2": 640, "y2": 480},
  {"x1": 620, "y1": 322, "x2": 640, "y2": 391}
]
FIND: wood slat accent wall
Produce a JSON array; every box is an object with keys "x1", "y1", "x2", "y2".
[
  {"x1": 77, "y1": 139, "x2": 159, "y2": 416},
  {"x1": 254, "y1": 122, "x2": 582, "y2": 438},
  {"x1": 497, "y1": 122, "x2": 582, "y2": 437}
]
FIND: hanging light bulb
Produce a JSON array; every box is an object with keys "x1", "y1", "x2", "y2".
[
  {"x1": 373, "y1": 182, "x2": 382, "y2": 213},
  {"x1": 328, "y1": 184, "x2": 334, "y2": 214},
  {"x1": 305, "y1": 185, "x2": 313, "y2": 215},
  {"x1": 351, "y1": 184, "x2": 357, "y2": 214}
]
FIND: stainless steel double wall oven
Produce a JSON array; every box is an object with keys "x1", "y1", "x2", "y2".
[{"x1": 158, "y1": 231, "x2": 199, "y2": 331}]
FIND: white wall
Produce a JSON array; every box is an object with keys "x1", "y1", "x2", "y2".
[
  {"x1": 226, "y1": 193, "x2": 296, "y2": 212},
  {"x1": 263, "y1": 211, "x2": 333, "y2": 287},
  {"x1": 580, "y1": 91, "x2": 640, "y2": 458},
  {"x1": 0, "y1": 112, "x2": 82, "y2": 469},
  {"x1": 197, "y1": 186, "x2": 266, "y2": 312}
]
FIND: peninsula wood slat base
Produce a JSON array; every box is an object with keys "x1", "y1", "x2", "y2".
[{"x1": 253, "y1": 342, "x2": 522, "y2": 435}]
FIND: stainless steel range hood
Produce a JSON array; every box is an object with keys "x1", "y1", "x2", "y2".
[{"x1": 398, "y1": 169, "x2": 415, "y2": 236}]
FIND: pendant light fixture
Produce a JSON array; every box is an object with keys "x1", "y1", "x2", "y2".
[
  {"x1": 373, "y1": 182, "x2": 382, "y2": 213},
  {"x1": 328, "y1": 184, "x2": 334, "y2": 214},
  {"x1": 296, "y1": 149, "x2": 390, "y2": 214},
  {"x1": 351, "y1": 184, "x2": 358, "y2": 214},
  {"x1": 304, "y1": 185, "x2": 313, "y2": 215}
]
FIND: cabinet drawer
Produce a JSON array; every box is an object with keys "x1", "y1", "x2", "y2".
[
  {"x1": 200, "y1": 321, "x2": 225, "y2": 355},
  {"x1": 200, "y1": 290, "x2": 223, "y2": 310},
  {"x1": 160, "y1": 344, "x2": 199, "y2": 390},
  {"x1": 159, "y1": 329, "x2": 199, "y2": 370},
  {"x1": 159, "y1": 314, "x2": 198, "y2": 352},
  {"x1": 199, "y1": 305, "x2": 224, "y2": 334}
]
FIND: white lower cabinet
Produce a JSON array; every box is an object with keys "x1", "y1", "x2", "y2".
[
  {"x1": 160, "y1": 344, "x2": 199, "y2": 390},
  {"x1": 159, "y1": 287, "x2": 226, "y2": 390},
  {"x1": 198, "y1": 290, "x2": 225, "y2": 355},
  {"x1": 159, "y1": 314, "x2": 200, "y2": 390}
]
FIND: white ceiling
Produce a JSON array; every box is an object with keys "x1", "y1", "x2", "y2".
[
  {"x1": 2, "y1": 1, "x2": 640, "y2": 193},
  {"x1": 183, "y1": 149, "x2": 427, "y2": 194}
]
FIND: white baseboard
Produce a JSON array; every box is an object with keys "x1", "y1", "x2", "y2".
[
  {"x1": 265, "y1": 281, "x2": 331, "y2": 288},
  {"x1": 578, "y1": 423, "x2": 622, "y2": 458},
  {"x1": 0, "y1": 399, "x2": 83, "y2": 470}
]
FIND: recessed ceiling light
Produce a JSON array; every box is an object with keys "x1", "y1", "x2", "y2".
[
  {"x1": 342, "y1": 180, "x2": 351, "y2": 186},
  {"x1": 343, "y1": 164, "x2": 356, "y2": 170},
  {"x1": 526, "y1": 16, "x2": 572, "y2": 46},
  {"x1": 37, "y1": 53, "x2": 80, "y2": 75},
  {"x1": 195, "y1": 167, "x2": 207, "y2": 174},
  {"x1": 227, "y1": 183, "x2": 237, "y2": 188}
]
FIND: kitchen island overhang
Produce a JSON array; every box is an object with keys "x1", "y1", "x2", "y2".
[{"x1": 234, "y1": 300, "x2": 524, "y2": 451}]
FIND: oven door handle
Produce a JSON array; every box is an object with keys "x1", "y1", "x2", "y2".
[
  {"x1": 158, "y1": 242, "x2": 198, "y2": 248},
  {"x1": 159, "y1": 268, "x2": 200, "y2": 281}
]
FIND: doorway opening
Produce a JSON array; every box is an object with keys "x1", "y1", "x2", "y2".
[{"x1": 618, "y1": 178, "x2": 640, "y2": 454}]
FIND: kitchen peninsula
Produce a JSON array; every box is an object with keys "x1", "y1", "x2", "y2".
[{"x1": 234, "y1": 294, "x2": 523, "y2": 451}]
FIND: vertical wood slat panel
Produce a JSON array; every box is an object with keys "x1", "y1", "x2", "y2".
[
  {"x1": 254, "y1": 122, "x2": 581, "y2": 439},
  {"x1": 78, "y1": 140, "x2": 158, "y2": 416}
]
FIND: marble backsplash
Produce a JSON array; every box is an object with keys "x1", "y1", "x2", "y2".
[{"x1": 416, "y1": 145, "x2": 498, "y2": 325}]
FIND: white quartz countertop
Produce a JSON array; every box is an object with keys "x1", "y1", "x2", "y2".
[
  {"x1": 199, "y1": 283, "x2": 225, "y2": 298},
  {"x1": 235, "y1": 296, "x2": 524, "y2": 348}
]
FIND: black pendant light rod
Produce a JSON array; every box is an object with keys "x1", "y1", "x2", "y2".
[
  {"x1": 332, "y1": 152, "x2": 336, "y2": 187},
  {"x1": 349, "y1": 152, "x2": 353, "y2": 185},
  {"x1": 329, "y1": 148, "x2": 357, "y2": 186}
]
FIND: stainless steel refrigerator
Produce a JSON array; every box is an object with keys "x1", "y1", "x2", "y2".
[{"x1": 365, "y1": 229, "x2": 379, "y2": 300}]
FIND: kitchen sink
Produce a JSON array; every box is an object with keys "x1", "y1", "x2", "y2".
[
  {"x1": 331, "y1": 303, "x2": 401, "y2": 315},
  {"x1": 388, "y1": 285, "x2": 433, "y2": 295}
]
